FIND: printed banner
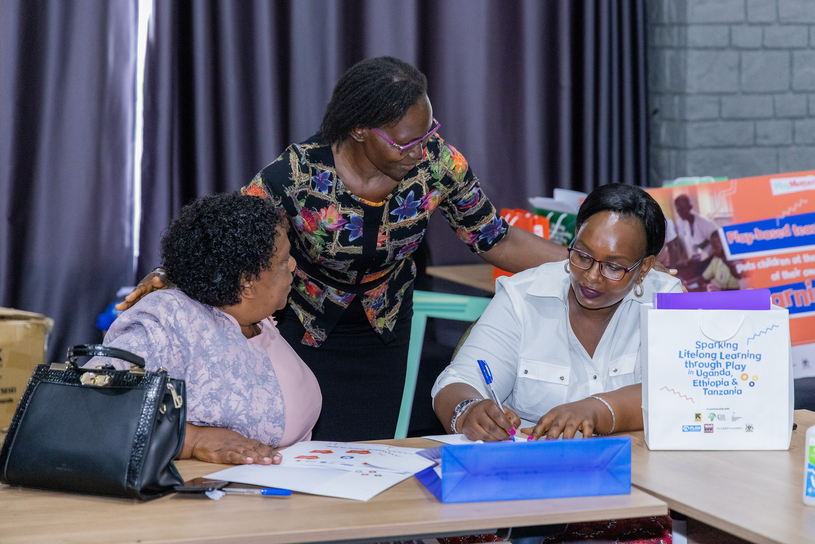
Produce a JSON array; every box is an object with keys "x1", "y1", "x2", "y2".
[
  {"x1": 646, "y1": 170, "x2": 815, "y2": 377},
  {"x1": 721, "y1": 213, "x2": 815, "y2": 260}
]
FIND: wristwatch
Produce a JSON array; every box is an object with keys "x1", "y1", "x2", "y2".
[{"x1": 450, "y1": 398, "x2": 482, "y2": 434}]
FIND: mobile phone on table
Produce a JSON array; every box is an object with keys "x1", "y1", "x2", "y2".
[{"x1": 174, "y1": 477, "x2": 229, "y2": 493}]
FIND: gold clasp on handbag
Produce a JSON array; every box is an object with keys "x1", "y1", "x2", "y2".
[
  {"x1": 167, "y1": 383, "x2": 183, "y2": 408},
  {"x1": 80, "y1": 372, "x2": 111, "y2": 387}
]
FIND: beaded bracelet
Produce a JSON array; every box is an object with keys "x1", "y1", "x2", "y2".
[{"x1": 588, "y1": 395, "x2": 616, "y2": 436}]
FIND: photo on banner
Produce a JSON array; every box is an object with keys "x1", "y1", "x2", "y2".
[{"x1": 646, "y1": 171, "x2": 815, "y2": 379}]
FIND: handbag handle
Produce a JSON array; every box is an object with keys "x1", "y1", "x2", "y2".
[{"x1": 67, "y1": 344, "x2": 146, "y2": 369}]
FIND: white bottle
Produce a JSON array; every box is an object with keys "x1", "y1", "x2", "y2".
[{"x1": 806, "y1": 425, "x2": 815, "y2": 506}]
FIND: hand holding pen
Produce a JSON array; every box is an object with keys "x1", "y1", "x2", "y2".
[{"x1": 466, "y1": 359, "x2": 519, "y2": 442}]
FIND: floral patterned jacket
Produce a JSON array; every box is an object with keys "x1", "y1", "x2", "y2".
[{"x1": 243, "y1": 134, "x2": 508, "y2": 347}]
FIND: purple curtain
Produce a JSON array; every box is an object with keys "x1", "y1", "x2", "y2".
[
  {"x1": 1, "y1": 0, "x2": 647, "y2": 360},
  {"x1": 0, "y1": 0, "x2": 138, "y2": 361},
  {"x1": 138, "y1": 0, "x2": 649, "y2": 271}
]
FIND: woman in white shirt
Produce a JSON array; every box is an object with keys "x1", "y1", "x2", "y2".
[{"x1": 432, "y1": 183, "x2": 682, "y2": 441}]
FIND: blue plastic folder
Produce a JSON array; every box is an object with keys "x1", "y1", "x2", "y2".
[{"x1": 415, "y1": 437, "x2": 631, "y2": 503}]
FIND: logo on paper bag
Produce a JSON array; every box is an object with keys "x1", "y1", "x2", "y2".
[
  {"x1": 694, "y1": 413, "x2": 702, "y2": 422},
  {"x1": 682, "y1": 425, "x2": 701, "y2": 432},
  {"x1": 745, "y1": 424, "x2": 754, "y2": 432},
  {"x1": 704, "y1": 424, "x2": 714, "y2": 433}
]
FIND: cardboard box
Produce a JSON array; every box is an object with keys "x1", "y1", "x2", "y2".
[{"x1": 0, "y1": 308, "x2": 53, "y2": 431}]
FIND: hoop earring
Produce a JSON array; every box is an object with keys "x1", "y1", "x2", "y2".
[
  {"x1": 634, "y1": 282, "x2": 644, "y2": 298},
  {"x1": 564, "y1": 260, "x2": 570, "y2": 273}
]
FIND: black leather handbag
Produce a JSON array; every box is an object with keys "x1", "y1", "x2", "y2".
[{"x1": 0, "y1": 344, "x2": 186, "y2": 500}]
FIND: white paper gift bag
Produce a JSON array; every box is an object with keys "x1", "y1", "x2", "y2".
[{"x1": 641, "y1": 303, "x2": 793, "y2": 450}]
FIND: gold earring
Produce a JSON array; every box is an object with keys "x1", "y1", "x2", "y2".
[{"x1": 634, "y1": 282, "x2": 644, "y2": 298}]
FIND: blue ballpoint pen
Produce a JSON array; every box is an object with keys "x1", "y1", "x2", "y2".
[
  {"x1": 222, "y1": 487, "x2": 292, "y2": 496},
  {"x1": 477, "y1": 359, "x2": 514, "y2": 441}
]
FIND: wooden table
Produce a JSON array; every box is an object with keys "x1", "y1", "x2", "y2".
[
  {"x1": 426, "y1": 264, "x2": 496, "y2": 293},
  {"x1": 0, "y1": 437, "x2": 666, "y2": 544},
  {"x1": 6, "y1": 413, "x2": 811, "y2": 544},
  {"x1": 625, "y1": 409, "x2": 815, "y2": 544}
]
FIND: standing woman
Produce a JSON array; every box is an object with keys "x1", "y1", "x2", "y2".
[{"x1": 120, "y1": 57, "x2": 566, "y2": 441}]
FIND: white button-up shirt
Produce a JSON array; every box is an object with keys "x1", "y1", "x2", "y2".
[{"x1": 431, "y1": 260, "x2": 682, "y2": 425}]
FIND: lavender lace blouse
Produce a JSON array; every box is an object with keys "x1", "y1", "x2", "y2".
[{"x1": 90, "y1": 289, "x2": 321, "y2": 447}]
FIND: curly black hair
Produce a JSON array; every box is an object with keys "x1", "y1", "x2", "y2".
[
  {"x1": 161, "y1": 193, "x2": 285, "y2": 307},
  {"x1": 319, "y1": 56, "x2": 428, "y2": 145},
  {"x1": 576, "y1": 184, "x2": 666, "y2": 257}
]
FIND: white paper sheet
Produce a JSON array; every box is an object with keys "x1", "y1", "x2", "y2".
[
  {"x1": 423, "y1": 419, "x2": 538, "y2": 445},
  {"x1": 205, "y1": 441, "x2": 435, "y2": 501},
  {"x1": 423, "y1": 419, "x2": 583, "y2": 443},
  {"x1": 422, "y1": 434, "x2": 534, "y2": 445},
  {"x1": 422, "y1": 434, "x2": 482, "y2": 445}
]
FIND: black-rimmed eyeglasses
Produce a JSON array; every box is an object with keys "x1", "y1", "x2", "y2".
[{"x1": 567, "y1": 246, "x2": 644, "y2": 281}]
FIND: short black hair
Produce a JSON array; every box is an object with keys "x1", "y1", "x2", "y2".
[
  {"x1": 575, "y1": 184, "x2": 666, "y2": 257},
  {"x1": 674, "y1": 194, "x2": 692, "y2": 206},
  {"x1": 161, "y1": 193, "x2": 285, "y2": 307},
  {"x1": 319, "y1": 56, "x2": 428, "y2": 145}
]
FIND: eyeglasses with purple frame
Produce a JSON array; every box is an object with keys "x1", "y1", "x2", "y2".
[{"x1": 370, "y1": 118, "x2": 440, "y2": 155}]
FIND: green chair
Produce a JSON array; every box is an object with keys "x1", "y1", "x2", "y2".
[{"x1": 394, "y1": 290, "x2": 492, "y2": 438}]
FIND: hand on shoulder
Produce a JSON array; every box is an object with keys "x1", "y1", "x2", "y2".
[{"x1": 115, "y1": 268, "x2": 171, "y2": 311}]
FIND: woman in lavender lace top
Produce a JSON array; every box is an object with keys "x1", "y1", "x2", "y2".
[{"x1": 93, "y1": 194, "x2": 321, "y2": 465}]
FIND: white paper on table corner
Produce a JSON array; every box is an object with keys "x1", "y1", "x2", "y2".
[
  {"x1": 204, "y1": 440, "x2": 436, "y2": 501},
  {"x1": 276, "y1": 441, "x2": 434, "y2": 473},
  {"x1": 205, "y1": 464, "x2": 413, "y2": 501}
]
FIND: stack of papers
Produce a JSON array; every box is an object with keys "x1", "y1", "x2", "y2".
[
  {"x1": 205, "y1": 441, "x2": 435, "y2": 501},
  {"x1": 528, "y1": 188, "x2": 587, "y2": 214},
  {"x1": 527, "y1": 197, "x2": 576, "y2": 214}
]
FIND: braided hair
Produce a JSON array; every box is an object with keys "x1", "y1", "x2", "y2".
[{"x1": 319, "y1": 56, "x2": 428, "y2": 146}]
